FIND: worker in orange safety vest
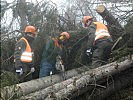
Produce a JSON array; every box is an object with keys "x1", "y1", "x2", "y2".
[
  {"x1": 83, "y1": 16, "x2": 113, "y2": 68},
  {"x1": 14, "y1": 25, "x2": 38, "y2": 82}
]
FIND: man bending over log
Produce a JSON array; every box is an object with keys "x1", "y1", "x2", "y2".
[
  {"x1": 39, "y1": 32, "x2": 70, "y2": 78},
  {"x1": 82, "y1": 16, "x2": 113, "y2": 68}
]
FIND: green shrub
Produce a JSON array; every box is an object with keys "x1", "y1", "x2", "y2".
[{"x1": 1, "y1": 71, "x2": 19, "y2": 87}]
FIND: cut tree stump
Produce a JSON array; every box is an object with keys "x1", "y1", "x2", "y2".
[
  {"x1": 96, "y1": 5, "x2": 124, "y2": 40},
  {"x1": 96, "y1": 5, "x2": 122, "y2": 29}
]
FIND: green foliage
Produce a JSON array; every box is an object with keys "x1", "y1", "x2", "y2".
[
  {"x1": 1, "y1": 38, "x2": 16, "y2": 71},
  {"x1": 1, "y1": 71, "x2": 19, "y2": 87},
  {"x1": 62, "y1": 28, "x2": 90, "y2": 70},
  {"x1": 108, "y1": 87, "x2": 133, "y2": 100},
  {"x1": 125, "y1": 16, "x2": 133, "y2": 35},
  {"x1": 111, "y1": 16, "x2": 133, "y2": 61}
]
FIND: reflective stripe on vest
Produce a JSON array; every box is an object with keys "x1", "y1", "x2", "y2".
[
  {"x1": 20, "y1": 37, "x2": 33, "y2": 62},
  {"x1": 93, "y1": 22, "x2": 110, "y2": 41}
]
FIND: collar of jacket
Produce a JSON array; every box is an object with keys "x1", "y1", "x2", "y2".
[
  {"x1": 53, "y1": 38, "x2": 62, "y2": 48},
  {"x1": 24, "y1": 35, "x2": 34, "y2": 43}
]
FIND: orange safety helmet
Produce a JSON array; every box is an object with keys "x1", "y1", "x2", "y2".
[
  {"x1": 24, "y1": 25, "x2": 37, "y2": 34},
  {"x1": 60, "y1": 32, "x2": 70, "y2": 39},
  {"x1": 83, "y1": 16, "x2": 93, "y2": 26}
]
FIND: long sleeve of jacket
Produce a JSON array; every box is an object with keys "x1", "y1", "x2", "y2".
[
  {"x1": 41, "y1": 39, "x2": 56, "y2": 64},
  {"x1": 45, "y1": 39, "x2": 55, "y2": 54},
  {"x1": 14, "y1": 40, "x2": 26, "y2": 68},
  {"x1": 86, "y1": 23, "x2": 96, "y2": 49},
  {"x1": 41, "y1": 38, "x2": 62, "y2": 64}
]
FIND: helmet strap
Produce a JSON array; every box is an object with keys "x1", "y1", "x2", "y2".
[
  {"x1": 86, "y1": 20, "x2": 92, "y2": 27},
  {"x1": 27, "y1": 32, "x2": 33, "y2": 35}
]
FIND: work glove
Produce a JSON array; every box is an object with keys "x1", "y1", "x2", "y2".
[
  {"x1": 86, "y1": 49, "x2": 93, "y2": 57},
  {"x1": 56, "y1": 61, "x2": 65, "y2": 72},
  {"x1": 56, "y1": 56, "x2": 65, "y2": 72},
  {"x1": 16, "y1": 67, "x2": 23, "y2": 75},
  {"x1": 30, "y1": 67, "x2": 35, "y2": 73}
]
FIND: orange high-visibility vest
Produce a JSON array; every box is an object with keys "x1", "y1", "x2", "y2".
[
  {"x1": 93, "y1": 22, "x2": 111, "y2": 41},
  {"x1": 20, "y1": 37, "x2": 33, "y2": 62}
]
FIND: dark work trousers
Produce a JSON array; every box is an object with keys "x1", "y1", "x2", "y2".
[
  {"x1": 91, "y1": 39, "x2": 113, "y2": 68},
  {"x1": 39, "y1": 61, "x2": 57, "y2": 78},
  {"x1": 16, "y1": 66, "x2": 32, "y2": 83}
]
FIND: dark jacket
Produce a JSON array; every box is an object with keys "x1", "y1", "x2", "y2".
[
  {"x1": 41, "y1": 37, "x2": 62, "y2": 65},
  {"x1": 14, "y1": 35, "x2": 34, "y2": 69},
  {"x1": 86, "y1": 23, "x2": 96, "y2": 49}
]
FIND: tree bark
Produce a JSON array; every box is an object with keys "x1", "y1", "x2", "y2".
[
  {"x1": 45, "y1": 59, "x2": 133, "y2": 100},
  {"x1": 1, "y1": 66, "x2": 90, "y2": 98},
  {"x1": 20, "y1": 59, "x2": 132, "y2": 100},
  {"x1": 96, "y1": 5, "x2": 124, "y2": 40},
  {"x1": 17, "y1": 0, "x2": 27, "y2": 30},
  {"x1": 2, "y1": 58, "x2": 132, "y2": 99},
  {"x1": 96, "y1": 5, "x2": 121, "y2": 27},
  {"x1": 20, "y1": 70, "x2": 92, "y2": 100}
]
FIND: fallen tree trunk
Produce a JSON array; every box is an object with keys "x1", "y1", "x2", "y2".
[
  {"x1": 20, "y1": 69, "x2": 92, "y2": 100},
  {"x1": 44, "y1": 59, "x2": 133, "y2": 100},
  {"x1": 1, "y1": 66, "x2": 90, "y2": 98},
  {"x1": 20, "y1": 60, "x2": 117, "y2": 100},
  {"x1": 20, "y1": 59, "x2": 132, "y2": 100},
  {"x1": 2, "y1": 58, "x2": 132, "y2": 99},
  {"x1": 74, "y1": 67, "x2": 133, "y2": 100}
]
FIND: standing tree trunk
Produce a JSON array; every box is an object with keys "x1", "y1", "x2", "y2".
[{"x1": 17, "y1": 0, "x2": 27, "y2": 30}]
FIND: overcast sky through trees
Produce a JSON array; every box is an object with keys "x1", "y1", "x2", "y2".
[{"x1": 2, "y1": 0, "x2": 132, "y2": 32}]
